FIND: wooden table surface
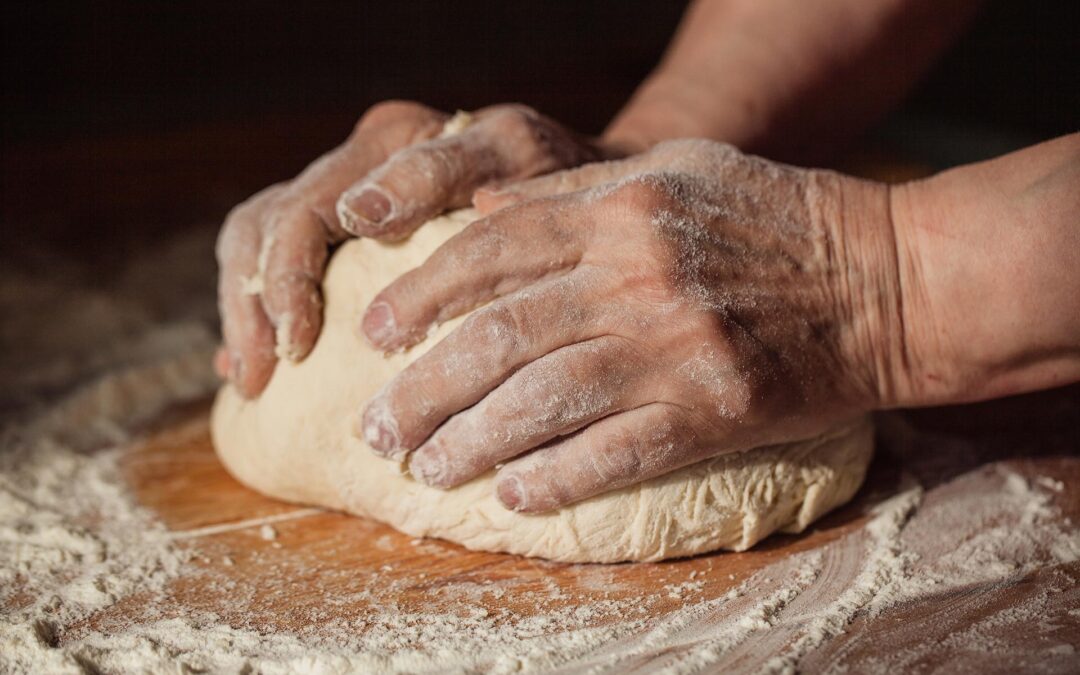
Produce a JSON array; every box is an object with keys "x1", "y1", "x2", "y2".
[
  {"x1": 89, "y1": 387, "x2": 1079, "y2": 672},
  {"x1": 7, "y1": 123, "x2": 1079, "y2": 671}
]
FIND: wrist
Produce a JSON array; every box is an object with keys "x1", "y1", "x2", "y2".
[
  {"x1": 889, "y1": 139, "x2": 1080, "y2": 405},
  {"x1": 809, "y1": 171, "x2": 912, "y2": 410}
]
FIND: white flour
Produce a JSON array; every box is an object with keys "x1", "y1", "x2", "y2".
[
  {"x1": 0, "y1": 341, "x2": 216, "y2": 672},
  {"x1": 1, "y1": 227, "x2": 1078, "y2": 673}
]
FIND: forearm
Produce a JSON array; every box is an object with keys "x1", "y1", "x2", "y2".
[
  {"x1": 887, "y1": 133, "x2": 1080, "y2": 406},
  {"x1": 604, "y1": 0, "x2": 981, "y2": 161}
]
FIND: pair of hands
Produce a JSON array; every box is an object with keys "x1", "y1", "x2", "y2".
[{"x1": 217, "y1": 102, "x2": 899, "y2": 512}]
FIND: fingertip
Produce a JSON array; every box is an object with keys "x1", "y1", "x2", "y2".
[
  {"x1": 358, "y1": 393, "x2": 405, "y2": 460},
  {"x1": 409, "y1": 442, "x2": 452, "y2": 489},
  {"x1": 274, "y1": 302, "x2": 322, "y2": 364},
  {"x1": 337, "y1": 185, "x2": 395, "y2": 236},
  {"x1": 273, "y1": 313, "x2": 299, "y2": 362},
  {"x1": 360, "y1": 300, "x2": 400, "y2": 350},
  {"x1": 231, "y1": 346, "x2": 277, "y2": 399},
  {"x1": 496, "y1": 474, "x2": 528, "y2": 512}
]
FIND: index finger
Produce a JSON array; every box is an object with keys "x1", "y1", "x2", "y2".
[
  {"x1": 360, "y1": 194, "x2": 592, "y2": 351},
  {"x1": 336, "y1": 106, "x2": 600, "y2": 241}
]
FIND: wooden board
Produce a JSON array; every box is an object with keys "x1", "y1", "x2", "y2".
[{"x1": 67, "y1": 384, "x2": 1080, "y2": 672}]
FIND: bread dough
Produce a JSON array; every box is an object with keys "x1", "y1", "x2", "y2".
[{"x1": 211, "y1": 210, "x2": 873, "y2": 563}]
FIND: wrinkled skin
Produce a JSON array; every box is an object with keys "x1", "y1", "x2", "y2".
[
  {"x1": 215, "y1": 102, "x2": 606, "y2": 397},
  {"x1": 358, "y1": 139, "x2": 903, "y2": 512}
]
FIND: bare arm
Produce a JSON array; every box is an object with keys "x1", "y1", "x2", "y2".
[
  {"x1": 884, "y1": 132, "x2": 1080, "y2": 406},
  {"x1": 605, "y1": 0, "x2": 983, "y2": 160}
]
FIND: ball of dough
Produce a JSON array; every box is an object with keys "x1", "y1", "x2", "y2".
[{"x1": 211, "y1": 210, "x2": 873, "y2": 563}]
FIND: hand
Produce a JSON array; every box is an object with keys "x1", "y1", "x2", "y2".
[
  {"x1": 358, "y1": 139, "x2": 904, "y2": 512},
  {"x1": 215, "y1": 102, "x2": 607, "y2": 397}
]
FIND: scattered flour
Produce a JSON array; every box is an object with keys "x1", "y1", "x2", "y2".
[{"x1": 0, "y1": 330, "x2": 218, "y2": 672}]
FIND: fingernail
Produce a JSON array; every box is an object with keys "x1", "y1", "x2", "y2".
[
  {"x1": 410, "y1": 443, "x2": 450, "y2": 488},
  {"x1": 497, "y1": 475, "x2": 527, "y2": 512},
  {"x1": 361, "y1": 396, "x2": 403, "y2": 459},
  {"x1": 361, "y1": 301, "x2": 397, "y2": 348},
  {"x1": 341, "y1": 187, "x2": 392, "y2": 230}
]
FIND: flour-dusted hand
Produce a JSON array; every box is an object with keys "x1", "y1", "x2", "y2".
[
  {"x1": 215, "y1": 102, "x2": 608, "y2": 397},
  {"x1": 357, "y1": 139, "x2": 907, "y2": 511}
]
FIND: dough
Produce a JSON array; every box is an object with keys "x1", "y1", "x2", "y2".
[{"x1": 211, "y1": 210, "x2": 873, "y2": 563}]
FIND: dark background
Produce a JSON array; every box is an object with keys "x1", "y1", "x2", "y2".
[
  {"x1": 2, "y1": 0, "x2": 1077, "y2": 252},
  {"x1": 4, "y1": 0, "x2": 1079, "y2": 145}
]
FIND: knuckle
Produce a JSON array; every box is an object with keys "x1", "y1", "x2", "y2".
[
  {"x1": 480, "y1": 105, "x2": 591, "y2": 176},
  {"x1": 217, "y1": 184, "x2": 288, "y2": 260},
  {"x1": 588, "y1": 436, "x2": 644, "y2": 482},
  {"x1": 381, "y1": 143, "x2": 461, "y2": 198},
  {"x1": 222, "y1": 201, "x2": 251, "y2": 227},
  {"x1": 305, "y1": 203, "x2": 338, "y2": 237},
  {"x1": 608, "y1": 176, "x2": 677, "y2": 215},
  {"x1": 483, "y1": 107, "x2": 562, "y2": 171},
  {"x1": 569, "y1": 338, "x2": 626, "y2": 385},
  {"x1": 651, "y1": 138, "x2": 706, "y2": 160},
  {"x1": 264, "y1": 267, "x2": 312, "y2": 298},
  {"x1": 651, "y1": 138, "x2": 738, "y2": 165},
  {"x1": 644, "y1": 140, "x2": 683, "y2": 166},
  {"x1": 276, "y1": 202, "x2": 332, "y2": 241},
  {"x1": 649, "y1": 138, "x2": 692, "y2": 156},
  {"x1": 400, "y1": 392, "x2": 439, "y2": 441},
  {"x1": 356, "y1": 100, "x2": 432, "y2": 132},
  {"x1": 446, "y1": 217, "x2": 508, "y2": 265},
  {"x1": 396, "y1": 144, "x2": 445, "y2": 177},
  {"x1": 473, "y1": 218, "x2": 511, "y2": 255},
  {"x1": 659, "y1": 406, "x2": 692, "y2": 439},
  {"x1": 465, "y1": 301, "x2": 530, "y2": 368},
  {"x1": 533, "y1": 467, "x2": 575, "y2": 508},
  {"x1": 215, "y1": 218, "x2": 253, "y2": 263},
  {"x1": 486, "y1": 106, "x2": 540, "y2": 138},
  {"x1": 471, "y1": 301, "x2": 525, "y2": 343},
  {"x1": 222, "y1": 189, "x2": 269, "y2": 227},
  {"x1": 659, "y1": 408, "x2": 703, "y2": 452},
  {"x1": 503, "y1": 339, "x2": 631, "y2": 435}
]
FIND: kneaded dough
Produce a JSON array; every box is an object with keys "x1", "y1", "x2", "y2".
[{"x1": 212, "y1": 210, "x2": 873, "y2": 563}]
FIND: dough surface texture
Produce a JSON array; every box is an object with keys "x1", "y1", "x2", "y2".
[{"x1": 211, "y1": 210, "x2": 874, "y2": 563}]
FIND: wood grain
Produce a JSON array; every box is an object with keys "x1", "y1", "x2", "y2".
[{"x1": 78, "y1": 388, "x2": 1080, "y2": 671}]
